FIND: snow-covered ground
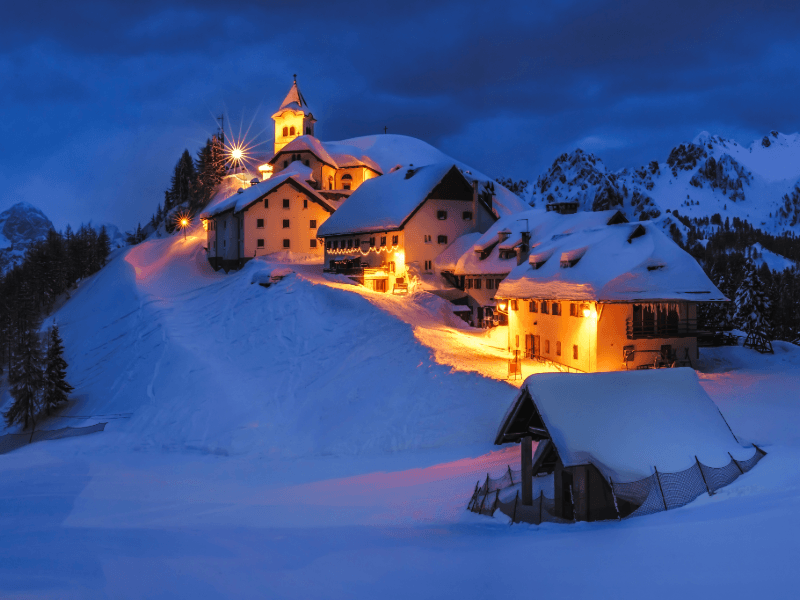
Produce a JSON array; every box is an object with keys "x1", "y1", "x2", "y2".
[{"x1": 0, "y1": 228, "x2": 798, "y2": 599}]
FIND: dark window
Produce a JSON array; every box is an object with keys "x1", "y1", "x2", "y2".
[
  {"x1": 381, "y1": 236, "x2": 386, "y2": 246},
  {"x1": 305, "y1": 127, "x2": 311, "y2": 135},
  {"x1": 529, "y1": 301, "x2": 537, "y2": 313},
  {"x1": 466, "y1": 278, "x2": 472, "y2": 289},
  {"x1": 511, "y1": 299, "x2": 518, "y2": 311},
  {"x1": 283, "y1": 199, "x2": 290, "y2": 209},
  {"x1": 552, "y1": 302, "x2": 561, "y2": 316},
  {"x1": 257, "y1": 239, "x2": 264, "y2": 248},
  {"x1": 289, "y1": 126, "x2": 295, "y2": 136},
  {"x1": 437, "y1": 235, "x2": 448, "y2": 244},
  {"x1": 495, "y1": 278, "x2": 503, "y2": 289},
  {"x1": 541, "y1": 301, "x2": 548, "y2": 314},
  {"x1": 284, "y1": 160, "x2": 288, "y2": 168},
  {"x1": 369, "y1": 237, "x2": 375, "y2": 247},
  {"x1": 304, "y1": 160, "x2": 309, "y2": 166},
  {"x1": 310, "y1": 220, "x2": 317, "y2": 229},
  {"x1": 264, "y1": 198, "x2": 268, "y2": 208},
  {"x1": 283, "y1": 219, "x2": 290, "y2": 228},
  {"x1": 310, "y1": 239, "x2": 317, "y2": 248},
  {"x1": 556, "y1": 341, "x2": 561, "y2": 356},
  {"x1": 348, "y1": 239, "x2": 353, "y2": 249},
  {"x1": 573, "y1": 345, "x2": 579, "y2": 360},
  {"x1": 570, "y1": 303, "x2": 577, "y2": 316},
  {"x1": 282, "y1": 126, "x2": 288, "y2": 136},
  {"x1": 437, "y1": 210, "x2": 447, "y2": 220},
  {"x1": 256, "y1": 219, "x2": 264, "y2": 228},
  {"x1": 355, "y1": 238, "x2": 360, "y2": 247},
  {"x1": 326, "y1": 241, "x2": 331, "y2": 249},
  {"x1": 486, "y1": 279, "x2": 494, "y2": 290},
  {"x1": 474, "y1": 278, "x2": 482, "y2": 290},
  {"x1": 283, "y1": 239, "x2": 290, "y2": 248},
  {"x1": 303, "y1": 199, "x2": 308, "y2": 209},
  {"x1": 463, "y1": 211, "x2": 473, "y2": 221},
  {"x1": 392, "y1": 235, "x2": 398, "y2": 245},
  {"x1": 545, "y1": 340, "x2": 550, "y2": 354}
]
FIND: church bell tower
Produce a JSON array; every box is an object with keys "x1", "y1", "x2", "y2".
[{"x1": 272, "y1": 75, "x2": 316, "y2": 155}]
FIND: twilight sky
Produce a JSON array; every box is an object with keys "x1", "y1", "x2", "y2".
[{"x1": 2, "y1": 0, "x2": 799, "y2": 231}]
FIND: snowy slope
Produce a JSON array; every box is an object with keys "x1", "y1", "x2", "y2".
[{"x1": 530, "y1": 130, "x2": 800, "y2": 241}]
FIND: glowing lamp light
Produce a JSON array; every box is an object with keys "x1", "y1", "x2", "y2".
[
  {"x1": 583, "y1": 307, "x2": 592, "y2": 318},
  {"x1": 175, "y1": 212, "x2": 192, "y2": 240},
  {"x1": 231, "y1": 148, "x2": 243, "y2": 161},
  {"x1": 498, "y1": 302, "x2": 508, "y2": 312}
]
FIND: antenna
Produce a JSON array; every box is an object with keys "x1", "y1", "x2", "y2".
[{"x1": 216, "y1": 114, "x2": 225, "y2": 147}]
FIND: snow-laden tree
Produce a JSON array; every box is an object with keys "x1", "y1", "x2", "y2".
[
  {"x1": 4, "y1": 316, "x2": 43, "y2": 429},
  {"x1": 42, "y1": 324, "x2": 73, "y2": 415},
  {"x1": 734, "y1": 260, "x2": 771, "y2": 335}
]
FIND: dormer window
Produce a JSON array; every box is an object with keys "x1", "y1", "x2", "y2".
[{"x1": 560, "y1": 247, "x2": 587, "y2": 268}]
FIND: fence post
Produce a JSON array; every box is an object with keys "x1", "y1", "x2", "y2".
[
  {"x1": 493, "y1": 489, "x2": 500, "y2": 514},
  {"x1": 507, "y1": 465, "x2": 514, "y2": 485},
  {"x1": 696, "y1": 456, "x2": 712, "y2": 496},
  {"x1": 654, "y1": 467, "x2": 668, "y2": 511},
  {"x1": 753, "y1": 443, "x2": 766, "y2": 456},
  {"x1": 538, "y1": 490, "x2": 543, "y2": 525},
  {"x1": 729, "y1": 452, "x2": 744, "y2": 474},
  {"x1": 511, "y1": 491, "x2": 518, "y2": 525},
  {"x1": 468, "y1": 481, "x2": 479, "y2": 511}
]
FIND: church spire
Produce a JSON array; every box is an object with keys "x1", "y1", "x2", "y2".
[{"x1": 272, "y1": 76, "x2": 316, "y2": 155}]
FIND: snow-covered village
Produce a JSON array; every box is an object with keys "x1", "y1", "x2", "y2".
[{"x1": 2, "y1": 3, "x2": 800, "y2": 598}]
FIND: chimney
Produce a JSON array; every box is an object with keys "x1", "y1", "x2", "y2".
[{"x1": 518, "y1": 231, "x2": 531, "y2": 265}]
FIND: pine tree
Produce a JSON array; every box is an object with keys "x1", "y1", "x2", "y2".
[
  {"x1": 42, "y1": 324, "x2": 73, "y2": 415},
  {"x1": 97, "y1": 226, "x2": 111, "y2": 266},
  {"x1": 734, "y1": 260, "x2": 771, "y2": 335},
  {"x1": 4, "y1": 303, "x2": 43, "y2": 430}
]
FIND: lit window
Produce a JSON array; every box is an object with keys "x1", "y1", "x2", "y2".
[
  {"x1": 310, "y1": 220, "x2": 317, "y2": 229},
  {"x1": 257, "y1": 239, "x2": 264, "y2": 248},
  {"x1": 256, "y1": 219, "x2": 264, "y2": 229},
  {"x1": 283, "y1": 220, "x2": 290, "y2": 228},
  {"x1": 437, "y1": 235, "x2": 448, "y2": 244},
  {"x1": 283, "y1": 239, "x2": 290, "y2": 248}
]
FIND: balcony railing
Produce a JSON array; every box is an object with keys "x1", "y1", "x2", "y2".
[{"x1": 626, "y1": 318, "x2": 698, "y2": 339}]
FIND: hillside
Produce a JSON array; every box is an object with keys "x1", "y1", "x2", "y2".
[{"x1": 530, "y1": 131, "x2": 800, "y2": 241}]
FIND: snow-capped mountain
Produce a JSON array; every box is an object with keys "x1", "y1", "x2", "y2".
[
  {"x1": 0, "y1": 202, "x2": 54, "y2": 273},
  {"x1": 530, "y1": 131, "x2": 800, "y2": 235}
]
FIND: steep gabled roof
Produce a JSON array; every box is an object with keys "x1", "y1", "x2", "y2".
[
  {"x1": 273, "y1": 79, "x2": 313, "y2": 116},
  {"x1": 317, "y1": 163, "x2": 473, "y2": 237},
  {"x1": 201, "y1": 162, "x2": 338, "y2": 218},
  {"x1": 495, "y1": 369, "x2": 749, "y2": 482},
  {"x1": 495, "y1": 217, "x2": 726, "y2": 302},
  {"x1": 269, "y1": 136, "x2": 383, "y2": 175}
]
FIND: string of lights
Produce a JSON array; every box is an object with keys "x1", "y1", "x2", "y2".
[{"x1": 326, "y1": 244, "x2": 401, "y2": 256}]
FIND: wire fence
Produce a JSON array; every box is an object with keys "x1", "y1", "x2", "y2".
[
  {"x1": 0, "y1": 422, "x2": 107, "y2": 455},
  {"x1": 467, "y1": 446, "x2": 766, "y2": 524}
]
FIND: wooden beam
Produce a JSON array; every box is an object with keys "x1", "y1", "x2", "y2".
[{"x1": 521, "y1": 436, "x2": 533, "y2": 506}]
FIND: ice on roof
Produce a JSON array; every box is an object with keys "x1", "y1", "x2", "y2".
[
  {"x1": 496, "y1": 217, "x2": 726, "y2": 302},
  {"x1": 317, "y1": 163, "x2": 464, "y2": 237},
  {"x1": 498, "y1": 369, "x2": 751, "y2": 482}
]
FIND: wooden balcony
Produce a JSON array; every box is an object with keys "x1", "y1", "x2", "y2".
[{"x1": 626, "y1": 318, "x2": 698, "y2": 339}]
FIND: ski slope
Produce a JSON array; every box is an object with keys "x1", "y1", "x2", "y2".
[{"x1": 0, "y1": 228, "x2": 798, "y2": 599}]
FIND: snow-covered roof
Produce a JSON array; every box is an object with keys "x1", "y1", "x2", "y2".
[
  {"x1": 317, "y1": 163, "x2": 470, "y2": 237},
  {"x1": 306, "y1": 134, "x2": 528, "y2": 218},
  {"x1": 201, "y1": 162, "x2": 336, "y2": 218},
  {"x1": 433, "y1": 232, "x2": 482, "y2": 272},
  {"x1": 273, "y1": 79, "x2": 313, "y2": 116},
  {"x1": 495, "y1": 217, "x2": 725, "y2": 302},
  {"x1": 270, "y1": 136, "x2": 383, "y2": 175},
  {"x1": 444, "y1": 209, "x2": 625, "y2": 276},
  {"x1": 496, "y1": 369, "x2": 749, "y2": 482}
]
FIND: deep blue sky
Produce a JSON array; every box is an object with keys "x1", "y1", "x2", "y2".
[{"x1": 2, "y1": 0, "x2": 799, "y2": 231}]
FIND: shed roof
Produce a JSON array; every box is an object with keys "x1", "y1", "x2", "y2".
[{"x1": 495, "y1": 369, "x2": 750, "y2": 482}]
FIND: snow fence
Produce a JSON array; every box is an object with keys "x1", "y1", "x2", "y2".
[
  {"x1": 467, "y1": 445, "x2": 766, "y2": 525},
  {"x1": 0, "y1": 422, "x2": 107, "y2": 455}
]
